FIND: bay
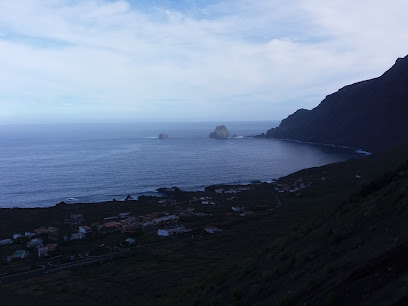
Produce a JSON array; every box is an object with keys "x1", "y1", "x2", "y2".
[{"x1": 0, "y1": 122, "x2": 361, "y2": 208}]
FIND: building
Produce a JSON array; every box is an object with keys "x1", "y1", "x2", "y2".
[
  {"x1": 126, "y1": 238, "x2": 136, "y2": 245},
  {"x1": 7, "y1": 250, "x2": 29, "y2": 262},
  {"x1": 79, "y1": 226, "x2": 92, "y2": 235},
  {"x1": 0, "y1": 239, "x2": 13, "y2": 245},
  {"x1": 157, "y1": 225, "x2": 187, "y2": 236},
  {"x1": 205, "y1": 226, "x2": 222, "y2": 234},
  {"x1": 13, "y1": 234, "x2": 22, "y2": 240},
  {"x1": 152, "y1": 215, "x2": 179, "y2": 226},
  {"x1": 202, "y1": 200, "x2": 216, "y2": 205},
  {"x1": 118, "y1": 213, "x2": 130, "y2": 219},
  {"x1": 25, "y1": 232, "x2": 36, "y2": 238},
  {"x1": 232, "y1": 206, "x2": 245, "y2": 212},
  {"x1": 70, "y1": 214, "x2": 84, "y2": 224},
  {"x1": 70, "y1": 232, "x2": 85, "y2": 241},
  {"x1": 27, "y1": 238, "x2": 43, "y2": 248},
  {"x1": 38, "y1": 246, "x2": 48, "y2": 258},
  {"x1": 48, "y1": 227, "x2": 60, "y2": 242}
]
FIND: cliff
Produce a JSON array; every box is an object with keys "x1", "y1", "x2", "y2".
[{"x1": 265, "y1": 55, "x2": 408, "y2": 152}]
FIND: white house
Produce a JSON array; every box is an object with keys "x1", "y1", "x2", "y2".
[
  {"x1": 79, "y1": 226, "x2": 92, "y2": 235},
  {"x1": 13, "y1": 234, "x2": 22, "y2": 240},
  {"x1": 232, "y1": 206, "x2": 245, "y2": 212},
  {"x1": 157, "y1": 225, "x2": 186, "y2": 236},
  {"x1": 126, "y1": 238, "x2": 136, "y2": 245},
  {"x1": 202, "y1": 201, "x2": 216, "y2": 205},
  {"x1": 25, "y1": 232, "x2": 36, "y2": 238},
  {"x1": 0, "y1": 239, "x2": 13, "y2": 245},
  {"x1": 27, "y1": 238, "x2": 43, "y2": 248}
]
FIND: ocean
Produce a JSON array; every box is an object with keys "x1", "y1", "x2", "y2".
[{"x1": 0, "y1": 122, "x2": 362, "y2": 208}]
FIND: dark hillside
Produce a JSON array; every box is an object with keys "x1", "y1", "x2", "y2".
[
  {"x1": 176, "y1": 142, "x2": 408, "y2": 305},
  {"x1": 266, "y1": 55, "x2": 408, "y2": 152},
  {"x1": 1, "y1": 143, "x2": 407, "y2": 305}
]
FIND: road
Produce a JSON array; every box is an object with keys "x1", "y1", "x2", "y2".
[{"x1": 0, "y1": 245, "x2": 138, "y2": 285}]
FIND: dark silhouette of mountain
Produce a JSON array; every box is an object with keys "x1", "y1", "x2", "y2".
[{"x1": 265, "y1": 55, "x2": 408, "y2": 152}]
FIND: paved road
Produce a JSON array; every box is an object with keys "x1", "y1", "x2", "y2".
[
  {"x1": 0, "y1": 246, "x2": 137, "y2": 285},
  {"x1": 273, "y1": 190, "x2": 285, "y2": 208}
]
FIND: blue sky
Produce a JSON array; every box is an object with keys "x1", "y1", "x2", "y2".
[{"x1": 1, "y1": 0, "x2": 408, "y2": 123}]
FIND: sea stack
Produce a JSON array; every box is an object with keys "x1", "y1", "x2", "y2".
[
  {"x1": 209, "y1": 125, "x2": 230, "y2": 139},
  {"x1": 159, "y1": 132, "x2": 168, "y2": 139}
]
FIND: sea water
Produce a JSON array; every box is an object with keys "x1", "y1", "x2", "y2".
[{"x1": 0, "y1": 122, "x2": 361, "y2": 208}]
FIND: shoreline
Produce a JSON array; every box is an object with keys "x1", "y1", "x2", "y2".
[
  {"x1": 0, "y1": 137, "x2": 365, "y2": 209},
  {"x1": 253, "y1": 135, "x2": 372, "y2": 155},
  {"x1": 0, "y1": 178, "x2": 279, "y2": 210}
]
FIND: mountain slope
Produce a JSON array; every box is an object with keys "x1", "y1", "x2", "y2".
[{"x1": 266, "y1": 55, "x2": 408, "y2": 152}]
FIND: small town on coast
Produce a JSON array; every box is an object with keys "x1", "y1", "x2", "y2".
[{"x1": 0, "y1": 175, "x2": 312, "y2": 282}]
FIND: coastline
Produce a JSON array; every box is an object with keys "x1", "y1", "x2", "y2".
[{"x1": 254, "y1": 135, "x2": 372, "y2": 156}]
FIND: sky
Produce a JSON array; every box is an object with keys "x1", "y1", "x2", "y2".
[{"x1": 0, "y1": 0, "x2": 408, "y2": 124}]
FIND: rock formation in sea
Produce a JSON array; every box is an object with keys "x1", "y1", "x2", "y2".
[
  {"x1": 159, "y1": 133, "x2": 168, "y2": 139},
  {"x1": 262, "y1": 54, "x2": 408, "y2": 152},
  {"x1": 209, "y1": 125, "x2": 230, "y2": 139}
]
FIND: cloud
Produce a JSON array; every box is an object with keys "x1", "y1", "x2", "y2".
[{"x1": 0, "y1": 0, "x2": 407, "y2": 123}]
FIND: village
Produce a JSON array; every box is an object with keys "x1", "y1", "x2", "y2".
[{"x1": 0, "y1": 178, "x2": 311, "y2": 280}]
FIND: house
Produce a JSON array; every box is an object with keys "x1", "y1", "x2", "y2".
[
  {"x1": 232, "y1": 206, "x2": 245, "y2": 212},
  {"x1": 25, "y1": 232, "x2": 36, "y2": 238},
  {"x1": 79, "y1": 226, "x2": 92, "y2": 235},
  {"x1": 70, "y1": 214, "x2": 84, "y2": 224},
  {"x1": 48, "y1": 227, "x2": 60, "y2": 241},
  {"x1": 240, "y1": 211, "x2": 255, "y2": 217},
  {"x1": 7, "y1": 250, "x2": 29, "y2": 262},
  {"x1": 205, "y1": 226, "x2": 222, "y2": 234},
  {"x1": 202, "y1": 200, "x2": 216, "y2": 205},
  {"x1": 195, "y1": 212, "x2": 212, "y2": 217},
  {"x1": 27, "y1": 238, "x2": 43, "y2": 248},
  {"x1": 200, "y1": 196, "x2": 212, "y2": 200},
  {"x1": 38, "y1": 246, "x2": 48, "y2": 258},
  {"x1": 125, "y1": 238, "x2": 136, "y2": 245},
  {"x1": 157, "y1": 225, "x2": 187, "y2": 236},
  {"x1": 152, "y1": 215, "x2": 179, "y2": 226},
  {"x1": 0, "y1": 239, "x2": 13, "y2": 245},
  {"x1": 13, "y1": 234, "x2": 22, "y2": 240},
  {"x1": 70, "y1": 232, "x2": 85, "y2": 240}
]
